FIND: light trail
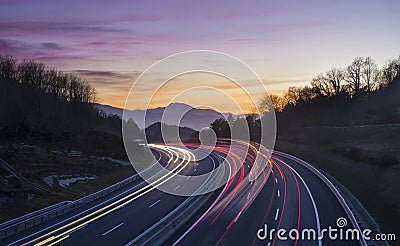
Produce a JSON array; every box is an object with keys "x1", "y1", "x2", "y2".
[{"x1": 23, "y1": 144, "x2": 192, "y2": 246}]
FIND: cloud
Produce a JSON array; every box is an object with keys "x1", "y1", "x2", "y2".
[
  {"x1": 71, "y1": 69, "x2": 139, "y2": 80},
  {"x1": 41, "y1": 42, "x2": 63, "y2": 49},
  {"x1": 0, "y1": 38, "x2": 89, "y2": 63},
  {"x1": 0, "y1": 21, "x2": 126, "y2": 35}
]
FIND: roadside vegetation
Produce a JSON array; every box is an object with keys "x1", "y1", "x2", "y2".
[
  {"x1": 0, "y1": 54, "x2": 151, "y2": 222},
  {"x1": 210, "y1": 55, "x2": 400, "y2": 236}
]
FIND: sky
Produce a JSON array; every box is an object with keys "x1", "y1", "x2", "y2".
[{"x1": 0, "y1": 0, "x2": 399, "y2": 113}]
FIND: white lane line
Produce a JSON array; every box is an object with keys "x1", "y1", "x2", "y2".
[
  {"x1": 173, "y1": 185, "x2": 180, "y2": 191},
  {"x1": 247, "y1": 192, "x2": 251, "y2": 200},
  {"x1": 267, "y1": 242, "x2": 271, "y2": 246},
  {"x1": 193, "y1": 168, "x2": 197, "y2": 172},
  {"x1": 102, "y1": 222, "x2": 124, "y2": 236},
  {"x1": 187, "y1": 176, "x2": 190, "y2": 180},
  {"x1": 281, "y1": 159, "x2": 323, "y2": 246},
  {"x1": 274, "y1": 208, "x2": 280, "y2": 221},
  {"x1": 275, "y1": 178, "x2": 278, "y2": 183},
  {"x1": 149, "y1": 199, "x2": 161, "y2": 208},
  {"x1": 6, "y1": 155, "x2": 164, "y2": 246},
  {"x1": 68, "y1": 224, "x2": 87, "y2": 235},
  {"x1": 271, "y1": 170, "x2": 274, "y2": 174},
  {"x1": 277, "y1": 190, "x2": 280, "y2": 198},
  {"x1": 234, "y1": 211, "x2": 242, "y2": 223}
]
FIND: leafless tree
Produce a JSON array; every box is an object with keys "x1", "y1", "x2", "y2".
[
  {"x1": 0, "y1": 54, "x2": 97, "y2": 104},
  {"x1": 380, "y1": 56, "x2": 400, "y2": 88},
  {"x1": 0, "y1": 54, "x2": 17, "y2": 79},
  {"x1": 362, "y1": 56, "x2": 378, "y2": 93},
  {"x1": 284, "y1": 86, "x2": 301, "y2": 106},
  {"x1": 311, "y1": 73, "x2": 334, "y2": 97},
  {"x1": 326, "y1": 68, "x2": 345, "y2": 96},
  {"x1": 346, "y1": 57, "x2": 364, "y2": 95}
]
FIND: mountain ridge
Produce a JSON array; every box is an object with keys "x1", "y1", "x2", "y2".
[{"x1": 94, "y1": 102, "x2": 247, "y2": 130}]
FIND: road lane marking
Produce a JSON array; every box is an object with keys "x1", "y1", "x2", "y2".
[
  {"x1": 234, "y1": 211, "x2": 242, "y2": 222},
  {"x1": 247, "y1": 192, "x2": 251, "y2": 200},
  {"x1": 279, "y1": 158, "x2": 323, "y2": 246},
  {"x1": 47, "y1": 235, "x2": 70, "y2": 246},
  {"x1": 274, "y1": 208, "x2": 279, "y2": 221},
  {"x1": 17, "y1": 145, "x2": 189, "y2": 246},
  {"x1": 275, "y1": 178, "x2": 278, "y2": 183},
  {"x1": 149, "y1": 200, "x2": 161, "y2": 208},
  {"x1": 187, "y1": 176, "x2": 190, "y2": 180},
  {"x1": 194, "y1": 168, "x2": 197, "y2": 172},
  {"x1": 267, "y1": 242, "x2": 271, "y2": 246},
  {"x1": 102, "y1": 222, "x2": 124, "y2": 236},
  {"x1": 68, "y1": 224, "x2": 87, "y2": 235},
  {"x1": 277, "y1": 190, "x2": 280, "y2": 197},
  {"x1": 172, "y1": 154, "x2": 233, "y2": 245},
  {"x1": 11, "y1": 154, "x2": 163, "y2": 246},
  {"x1": 126, "y1": 152, "x2": 219, "y2": 246},
  {"x1": 173, "y1": 185, "x2": 180, "y2": 191}
]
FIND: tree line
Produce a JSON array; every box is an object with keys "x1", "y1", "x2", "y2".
[
  {"x1": 263, "y1": 56, "x2": 400, "y2": 112},
  {"x1": 0, "y1": 54, "x2": 96, "y2": 104},
  {"x1": 210, "y1": 54, "x2": 400, "y2": 143}
]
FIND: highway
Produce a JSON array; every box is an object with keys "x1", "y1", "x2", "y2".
[
  {"x1": 0, "y1": 141, "x2": 366, "y2": 246},
  {"x1": 174, "y1": 148, "x2": 361, "y2": 245}
]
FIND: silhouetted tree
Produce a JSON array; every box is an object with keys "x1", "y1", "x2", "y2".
[
  {"x1": 362, "y1": 57, "x2": 378, "y2": 93},
  {"x1": 311, "y1": 73, "x2": 333, "y2": 98},
  {"x1": 381, "y1": 56, "x2": 400, "y2": 88},
  {"x1": 210, "y1": 118, "x2": 230, "y2": 138},
  {"x1": 0, "y1": 54, "x2": 17, "y2": 79},
  {"x1": 0, "y1": 54, "x2": 96, "y2": 104},
  {"x1": 346, "y1": 57, "x2": 364, "y2": 95},
  {"x1": 283, "y1": 87, "x2": 301, "y2": 106},
  {"x1": 326, "y1": 68, "x2": 346, "y2": 96}
]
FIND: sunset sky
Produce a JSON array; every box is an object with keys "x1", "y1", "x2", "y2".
[{"x1": 1, "y1": 0, "x2": 399, "y2": 113}]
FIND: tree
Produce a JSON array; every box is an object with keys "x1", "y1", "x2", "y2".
[
  {"x1": 380, "y1": 56, "x2": 400, "y2": 88},
  {"x1": 362, "y1": 56, "x2": 378, "y2": 93},
  {"x1": 346, "y1": 57, "x2": 364, "y2": 95},
  {"x1": 298, "y1": 85, "x2": 317, "y2": 103},
  {"x1": 311, "y1": 73, "x2": 333, "y2": 98},
  {"x1": 0, "y1": 54, "x2": 97, "y2": 104},
  {"x1": 269, "y1": 94, "x2": 287, "y2": 112},
  {"x1": 326, "y1": 68, "x2": 345, "y2": 96},
  {"x1": 0, "y1": 54, "x2": 17, "y2": 79},
  {"x1": 284, "y1": 87, "x2": 301, "y2": 106},
  {"x1": 210, "y1": 118, "x2": 230, "y2": 138}
]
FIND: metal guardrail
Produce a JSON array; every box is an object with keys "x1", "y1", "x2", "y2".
[
  {"x1": 0, "y1": 201, "x2": 72, "y2": 230},
  {"x1": 274, "y1": 151, "x2": 369, "y2": 246},
  {"x1": 0, "y1": 173, "x2": 140, "y2": 239},
  {"x1": 0, "y1": 153, "x2": 162, "y2": 240},
  {"x1": 136, "y1": 192, "x2": 214, "y2": 246},
  {"x1": 127, "y1": 151, "x2": 224, "y2": 246},
  {"x1": 320, "y1": 170, "x2": 389, "y2": 246}
]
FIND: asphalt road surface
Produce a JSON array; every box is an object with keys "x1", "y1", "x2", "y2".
[{"x1": 0, "y1": 142, "x2": 365, "y2": 246}]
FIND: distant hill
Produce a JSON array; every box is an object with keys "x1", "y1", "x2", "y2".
[
  {"x1": 95, "y1": 102, "x2": 245, "y2": 130},
  {"x1": 145, "y1": 122, "x2": 197, "y2": 143}
]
